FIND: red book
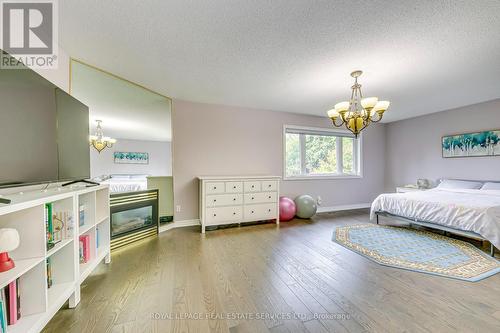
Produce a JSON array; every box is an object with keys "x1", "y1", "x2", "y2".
[
  {"x1": 79, "y1": 235, "x2": 91, "y2": 262},
  {"x1": 8, "y1": 280, "x2": 17, "y2": 325}
]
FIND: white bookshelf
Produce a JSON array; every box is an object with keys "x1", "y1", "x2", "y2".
[{"x1": 0, "y1": 184, "x2": 110, "y2": 333}]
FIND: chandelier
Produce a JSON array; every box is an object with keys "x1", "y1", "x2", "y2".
[
  {"x1": 327, "y1": 70, "x2": 390, "y2": 137},
  {"x1": 89, "y1": 120, "x2": 116, "y2": 153}
]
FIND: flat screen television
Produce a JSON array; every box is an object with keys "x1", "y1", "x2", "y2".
[{"x1": 0, "y1": 52, "x2": 90, "y2": 189}]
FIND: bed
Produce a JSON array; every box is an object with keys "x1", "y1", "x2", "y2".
[
  {"x1": 371, "y1": 181, "x2": 500, "y2": 256},
  {"x1": 100, "y1": 174, "x2": 149, "y2": 193}
]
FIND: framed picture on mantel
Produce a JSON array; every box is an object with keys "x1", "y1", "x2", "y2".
[
  {"x1": 113, "y1": 152, "x2": 149, "y2": 164},
  {"x1": 442, "y1": 130, "x2": 500, "y2": 158}
]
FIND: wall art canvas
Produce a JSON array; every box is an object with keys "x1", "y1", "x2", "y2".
[
  {"x1": 442, "y1": 130, "x2": 500, "y2": 158},
  {"x1": 113, "y1": 152, "x2": 149, "y2": 164}
]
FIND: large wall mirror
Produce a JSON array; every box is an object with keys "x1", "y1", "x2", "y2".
[{"x1": 70, "y1": 59, "x2": 173, "y2": 243}]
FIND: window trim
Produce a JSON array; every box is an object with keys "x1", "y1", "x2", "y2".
[{"x1": 282, "y1": 125, "x2": 363, "y2": 181}]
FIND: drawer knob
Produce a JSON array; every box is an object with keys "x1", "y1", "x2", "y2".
[
  {"x1": 268, "y1": 209, "x2": 271, "y2": 212},
  {"x1": 252, "y1": 185, "x2": 254, "y2": 188},
  {"x1": 251, "y1": 210, "x2": 254, "y2": 213},
  {"x1": 268, "y1": 196, "x2": 271, "y2": 199},
  {"x1": 233, "y1": 198, "x2": 236, "y2": 201},
  {"x1": 213, "y1": 214, "x2": 217, "y2": 217},
  {"x1": 233, "y1": 212, "x2": 236, "y2": 215},
  {"x1": 233, "y1": 186, "x2": 236, "y2": 189},
  {"x1": 268, "y1": 184, "x2": 271, "y2": 187},
  {"x1": 213, "y1": 186, "x2": 217, "y2": 190},
  {"x1": 214, "y1": 199, "x2": 217, "y2": 202}
]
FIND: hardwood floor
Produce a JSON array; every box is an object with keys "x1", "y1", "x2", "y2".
[{"x1": 43, "y1": 210, "x2": 500, "y2": 333}]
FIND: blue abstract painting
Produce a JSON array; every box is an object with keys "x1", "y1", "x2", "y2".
[
  {"x1": 113, "y1": 152, "x2": 149, "y2": 164},
  {"x1": 442, "y1": 130, "x2": 500, "y2": 158}
]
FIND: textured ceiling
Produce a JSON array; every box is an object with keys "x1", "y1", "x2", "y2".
[{"x1": 60, "y1": 0, "x2": 500, "y2": 122}]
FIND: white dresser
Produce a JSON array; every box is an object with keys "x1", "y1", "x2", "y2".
[{"x1": 198, "y1": 176, "x2": 280, "y2": 233}]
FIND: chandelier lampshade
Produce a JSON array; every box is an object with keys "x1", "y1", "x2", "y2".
[
  {"x1": 89, "y1": 120, "x2": 116, "y2": 153},
  {"x1": 327, "y1": 71, "x2": 390, "y2": 137}
]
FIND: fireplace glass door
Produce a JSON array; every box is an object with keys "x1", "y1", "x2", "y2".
[{"x1": 110, "y1": 190, "x2": 158, "y2": 239}]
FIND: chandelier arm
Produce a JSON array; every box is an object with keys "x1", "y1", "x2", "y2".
[
  {"x1": 370, "y1": 112, "x2": 384, "y2": 123},
  {"x1": 331, "y1": 118, "x2": 345, "y2": 127}
]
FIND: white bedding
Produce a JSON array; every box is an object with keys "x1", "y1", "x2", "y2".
[{"x1": 370, "y1": 188, "x2": 500, "y2": 249}]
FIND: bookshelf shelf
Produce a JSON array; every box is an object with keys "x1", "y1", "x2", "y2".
[
  {"x1": 78, "y1": 223, "x2": 94, "y2": 236},
  {"x1": 6, "y1": 311, "x2": 45, "y2": 333},
  {"x1": 46, "y1": 239, "x2": 73, "y2": 258},
  {"x1": 47, "y1": 282, "x2": 74, "y2": 307},
  {"x1": 0, "y1": 257, "x2": 44, "y2": 290},
  {"x1": 96, "y1": 216, "x2": 108, "y2": 225},
  {"x1": 0, "y1": 184, "x2": 110, "y2": 333}
]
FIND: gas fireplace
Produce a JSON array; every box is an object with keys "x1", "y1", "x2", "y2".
[{"x1": 110, "y1": 189, "x2": 158, "y2": 250}]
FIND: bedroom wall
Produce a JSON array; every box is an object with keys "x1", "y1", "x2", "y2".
[
  {"x1": 385, "y1": 98, "x2": 500, "y2": 191},
  {"x1": 90, "y1": 139, "x2": 172, "y2": 178},
  {"x1": 172, "y1": 99, "x2": 386, "y2": 222}
]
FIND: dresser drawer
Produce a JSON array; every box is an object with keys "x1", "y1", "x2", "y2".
[
  {"x1": 206, "y1": 194, "x2": 243, "y2": 207},
  {"x1": 206, "y1": 206, "x2": 242, "y2": 225},
  {"x1": 261, "y1": 180, "x2": 278, "y2": 191},
  {"x1": 244, "y1": 181, "x2": 261, "y2": 192},
  {"x1": 244, "y1": 192, "x2": 277, "y2": 204},
  {"x1": 225, "y1": 181, "x2": 243, "y2": 193},
  {"x1": 244, "y1": 203, "x2": 277, "y2": 220},
  {"x1": 205, "y1": 182, "x2": 225, "y2": 194}
]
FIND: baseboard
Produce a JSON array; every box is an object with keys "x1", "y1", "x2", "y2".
[
  {"x1": 159, "y1": 219, "x2": 200, "y2": 233},
  {"x1": 317, "y1": 203, "x2": 371, "y2": 213}
]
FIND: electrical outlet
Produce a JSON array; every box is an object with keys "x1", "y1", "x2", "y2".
[
  {"x1": 176, "y1": 205, "x2": 181, "y2": 213},
  {"x1": 316, "y1": 196, "x2": 322, "y2": 206}
]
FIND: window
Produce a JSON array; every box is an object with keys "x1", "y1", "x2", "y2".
[{"x1": 284, "y1": 125, "x2": 361, "y2": 179}]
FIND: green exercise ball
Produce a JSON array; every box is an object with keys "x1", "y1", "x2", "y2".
[{"x1": 294, "y1": 195, "x2": 317, "y2": 219}]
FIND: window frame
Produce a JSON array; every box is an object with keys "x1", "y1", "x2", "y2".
[{"x1": 282, "y1": 125, "x2": 363, "y2": 180}]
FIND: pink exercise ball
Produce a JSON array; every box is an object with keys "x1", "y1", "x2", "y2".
[{"x1": 279, "y1": 196, "x2": 296, "y2": 222}]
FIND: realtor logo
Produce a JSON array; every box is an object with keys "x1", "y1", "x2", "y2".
[{"x1": 0, "y1": 0, "x2": 58, "y2": 69}]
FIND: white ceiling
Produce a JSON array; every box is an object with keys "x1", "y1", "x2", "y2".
[
  {"x1": 71, "y1": 61, "x2": 171, "y2": 141},
  {"x1": 60, "y1": 1, "x2": 500, "y2": 122}
]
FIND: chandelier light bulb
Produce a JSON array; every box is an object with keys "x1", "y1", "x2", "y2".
[
  {"x1": 361, "y1": 97, "x2": 378, "y2": 109},
  {"x1": 327, "y1": 108, "x2": 339, "y2": 118},
  {"x1": 334, "y1": 101, "x2": 350, "y2": 112},
  {"x1": 373, "y1": 100, "x2": 390, "y2": 113}
]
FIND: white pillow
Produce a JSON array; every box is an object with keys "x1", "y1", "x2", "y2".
[
  {"x1": 480, "y1": 182, "x2": 500, "y2": 190},
  {"x1": 129, "y1": 174, "x2": 149, "y2": 179},
  {"x1": 111, "y1": 174, "x2": 131, "y2": 179},
  {"x1": 437, "y1": 179, "x2": 483, "y2": 190}
]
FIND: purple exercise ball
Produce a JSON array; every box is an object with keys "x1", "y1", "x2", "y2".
[{"x1": 279, "y1": 196, "x2": 296, "y2": 222}]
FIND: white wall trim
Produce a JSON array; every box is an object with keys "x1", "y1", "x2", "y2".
[
  {"x1": 316, "y1": 203, "x2": 371, "y2": 213},
  {"x1": 159, "y1": 219, "x2": 200, "y2": 233}
]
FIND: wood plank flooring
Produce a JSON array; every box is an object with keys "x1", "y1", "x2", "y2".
[{"x1": 43, "y1": 210, "x2": 500, "y2": 333}]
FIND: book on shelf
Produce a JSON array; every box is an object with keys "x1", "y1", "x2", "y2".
[
  {"x1": 79, "y1": 234, "x2": 90, "y2": 263},
  {"x1": 7, "y1": 281, "x2": 16, "y2": 325},
  {"x1": 53, "y1": 211, "x2": 74, "y2": 241},
  {"x1": 79, "y1": 205, "x2": 85, "y2": 226},
  {"x1": 1, "y1": 278, "x2": 21, "y2": 329},
  {"x1": 45, "y1": 203, "x2": 53, "y2": 245},
  {"x1": 46, "y1": 259, "x2": 53, "y2": 289},
  {"x1": 96, "y1": 225, "x2": 99, "y2": 248},
  {"x1": 46, "y1": 203, "x2": 74, "y2": 250},
  {"x1": 0, "y1": 289, "x2": 6, "y2": 333}
]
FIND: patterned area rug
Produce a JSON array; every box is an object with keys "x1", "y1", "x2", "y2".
[{"x1": 332, "y1": 224, "x2": 500, "y2": 282}]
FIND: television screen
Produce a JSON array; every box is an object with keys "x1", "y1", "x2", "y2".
[{"x1": 0, "y1": 53, "x2": 90, "y2": 188}]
